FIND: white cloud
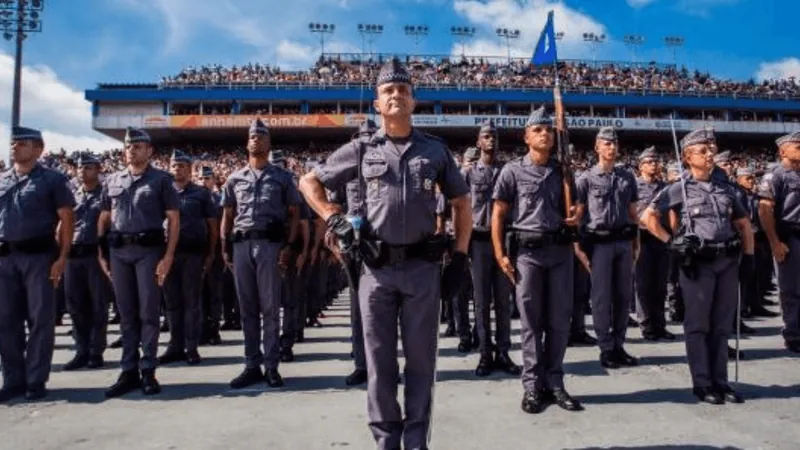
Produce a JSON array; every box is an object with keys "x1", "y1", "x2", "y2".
[
  {"x1": 675, "y1": 0, "x2": 741, "y2": 17},
  {"x1": 452, "y1": 0, "x2": 608, "y2": 61},
  {"x1": 627, "y1": 0, "x2": 656, "y2": 6},
  {"x1": 755, "y1": 58, "x2": 800, "y2": 82},
  {"x1": 0, "y1": 52, "x2": 119, "y2": 161}
]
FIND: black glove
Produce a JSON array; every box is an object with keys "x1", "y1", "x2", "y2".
[
  {"x1": 441, "y1": 251, "x2": 469, "y2": 302},
  {"x1": 326, "y1": 214, "x2": 355, "y2": 252},
  {"x1": 739, "y1": 254, "x2": 755, "y2": 283}
]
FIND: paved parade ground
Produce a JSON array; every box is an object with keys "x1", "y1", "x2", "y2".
[{"x1": 1, "y1": 293, "x2": 799, "y2": 450}]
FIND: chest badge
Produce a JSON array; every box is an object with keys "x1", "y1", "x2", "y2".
[{"x1": 424, "y1": 178, "x2": 433, "y2": 191}]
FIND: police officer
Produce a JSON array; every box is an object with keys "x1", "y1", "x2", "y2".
[
  {"x1": 713, "y1": 151, "x2": 735, "y2": 179},
  {"x1": 159, "y1": 150, "x2": 218, "y2": 366},
  {"x1": 98, "y1": 127, "x2": 180, "y2": 398},
  {"x1": 758, "y1": 131, "x2": 800, "y2": 353},
  {"x1": 63, "y1": 153, "x2": 110, "y2": 371},
  {"x1": 463, "y1": 121, "x2": 520, "y2": 377},
  {"x1": 491, "y1": 106, "x2": 583, "y2": 414},
  {"x1": 221, "y1": 119, "x2": 301, "y2": 389},
  {"x1": 663, "y1": 162, "x2": 685, "y2": 322},
  {"x1": 299, "y1": 58, "x2": 472, "y2": 450},
  {"x1": 199, "y1": 166, "x2": 224, "y2": 345},
  {"x1": 734, "y1": 166, "x2": 766, "y2": 323},
  {"x1": 642, "y1": 127, "x2": 753, "y2": 404},
  {"x1": 0, "y1": 126, "x2": 75, "y2": 402},
  {"x1": 576, "y1": 127, "x2": 640, "y2": 369},
  {"x1": 634, "y1": 147, "x2": 675, "y2": 341}
]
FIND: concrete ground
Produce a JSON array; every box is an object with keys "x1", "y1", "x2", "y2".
[{"x1": 1, "y1": 293, "x2": 799, "y2": 450}]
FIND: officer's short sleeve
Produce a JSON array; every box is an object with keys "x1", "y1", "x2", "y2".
[
  {"x1": 575, "y1": 173, "x2": 589, "y2": 205},
  {"x1": 492, "y1": 165, "x2": 515, "y2": 203},
  {"x1": 730, "y1": 190, "x2": 748, "y2": 221},
  {"x1": 314, "y1": 141, "x2": 358, "y2": 192},
  {"x1": 627, "y1": 173, "x2": 639, "y2": 203},
  {"x1": 161, "y1": 175, "x2": 180, "y2": 211},
  {"x1": 756, "y1": 173, "x2": 777, "y2": 200},
  {"x1": 439, "y1": 149, "x2": 469, "y2": 200},
  {"x1": 201, "y1": 189, "x2": 217, "y2": 219},
  {"x1": 100, "y1": 179, "x2": 111, "y2": 212},
  {"x1": 651, "y1": 183, "x2": 682, "y2": 214},
  {"x1": 222, "y1": 178, "x2": 236, "y2": 207},
  {"x1": 285, "y1": 176, "x2": 301, "y2": 206},
  {"x1": 51, "y1": 172, "x2": 76, "y2": 209}
]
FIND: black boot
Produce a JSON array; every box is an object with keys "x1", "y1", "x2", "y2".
[
  {"x1": 230, "y1": 367, "x2": 264, "y2": 389},
  {"x1": 345, "y1": 368, "x2": 368, "y2": 386},
  {"x1": 62, "y1": 353, "x2": 90, "y2": 371},
  {"x1": 475, "y1": 353, "x2": 494, "y2": 377},
  {"x1": 141, "y1": 369, "x2": 161, "y2": 395},
  {"x1": 494, "y1": 351, "x2": 521, "y2": 375},
  {"x1": 105, "y1": 370, "x2": 141, "y2": 398}
]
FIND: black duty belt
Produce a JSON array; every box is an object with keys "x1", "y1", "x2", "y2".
[
  {"x1": 471, "y1": 230, "x2": 491, "y2": 242},
  {"x1": 0, "y1": 236, "x2": 57, "y2": 256},
  {"x1": 361, "y1": 234, "x2": 447, "y2": 268},
  {"x1": 510, "y1": 227, "x2": 575, "y2": 251},
  {"x1": 230, "y1": 226, "x2": 285, "y2": 244},
  {"x1": 69, "y1": 243, "x2": 99, "y2": 259},
  {"x1": 585, "y1": 224, "x2": 638, "y2": 244},
  {"x1": 695, "y1": 237, "x2": 742, "y2": 259},
  {"x1": 108, "y1": 230, "x2": 165, "y2": 248}
]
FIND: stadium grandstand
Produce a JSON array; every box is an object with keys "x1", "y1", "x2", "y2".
[{"x1": 75, "y1": 49, "x2": 800, "y2": 185}]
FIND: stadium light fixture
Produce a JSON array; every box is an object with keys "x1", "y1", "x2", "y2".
[
  {"x1": 450, "y1": 25, "x2": 476, "y2": 58},
  {"x1": 308, "y1": 22, "x2": 335, "y2": 56},
  {"x1": 403, "y1": 25, "x2": 428, "y2": 55},
  {"x1": 664, "y1": 35, "x2": 685, "y2": 65},
  {"x1": 495, "y1": 27, "x2": 521, "y2": 63},
  {"x1": 357, "y1": 23, "x2": 383, "y2": 58},
  {"x1": 623, "y1": 34, "x2": 645, "y2": 63},
  {"x1": 1, "y1": 0, "x2": 45, "y2": 128},
  {"x1": 582, "y1": 32, "x2": 606, "y2": 62}
]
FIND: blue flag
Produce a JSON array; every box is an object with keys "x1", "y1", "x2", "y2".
[{"x1": 531, "y1": 10, "x2": 557, "y2": 65}]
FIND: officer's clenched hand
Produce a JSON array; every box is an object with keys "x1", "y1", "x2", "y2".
[
  {"x1": 156, "y1": 254, "x2": 174, "y2": 286},
  {"x1": 325, "y1": 214, "x2": 355, "y2": 251},
  {"x1": 771, "y1": 241, "x2": 789, "y2": 264},
  {"x1": 222, "y1": 251, "x2": 233, "y2": 272},
  {"x1": 278, "y1": 246, "x2": 292, "y2": 271},
  {"x1": 50, "y1": 256, "x2": 67, "y2": 287},
  {"x1": 296, "y1": 251, "x2": 307, "y2": 270},
  {"x1": 498, "y1": 255, "x2": 516, "y2": 283}
]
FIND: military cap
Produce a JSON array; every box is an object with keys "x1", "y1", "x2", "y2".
[
  {"x1": 200, "y1": 166, "x2": 214, "y2": 178},
  {"x1": 11, "y1": 125, "x2": 43, "y2": 142},
  {"x1": 776, "y1": 131, "x2": 800, "y2": 147},
  {"x1": 735, "y1": 166, "x2": 755, "y2": 177},
  {"x1": 638, "y1": 146, "x2": 657, "y2": 162},
  {"x1": 269, "y1": 149, "x2": 286, "y2": 164},
  {"x1": 376, "y1": 58, "x2": 412, "y2": 87},
  {"x1": 713, "y1": 150, "x2": 731, "y2": 163},
  {"x1": 464, "y1": 146, "x2": 480, "y2": 162},
  {"x1": 667, "y1": 162, "x2": 681, "y2": 173},
  {"x1": 596, "y1": 126, "x2": 617, "y2": 142},
  {"x1": 478, "y1": 120, "x2": 497, "y2": 135},
  {"x1": 680, "y1": 127, "x2": 715, "y2": 150},
  {"x1": 170, "y1": 149, "x2": 192, "y2": 164},
  {"x1": 78, "y1": 153, "x2": 100, "y2": 166},
  {"x1": 249, "y1": 118, "x2": 270, "y2": 136},
  {"x1": 124, "y1": 127, "x2": 151, "y2": 145},
  {"x1": 524, "y1": 105, "x2": 552, "y2": 128}
]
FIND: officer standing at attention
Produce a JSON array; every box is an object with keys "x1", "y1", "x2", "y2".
[
  {"x1": 221, "y1": 118, "x2": 301, "y2": 389},
  {"x1": 642, "y1": 127, "x2": 753, "y2": 404},
  {"x1": 490, "y1": 106, "x2": 583, "y2": 414},
  {"x1": 98, "y1": 127, "x2": 180, "y2": 398},
  {"x1": 199, "y1": 166, "x2": 224, "y2": 346},
  {"x1": 0, "y1": 126, "x2": 75, "y2": 402},
  {"x1": 299, "y1": 58, "x2": 472, "y2": 450},
  {"x1": 634, "y1": 147, "x2": 675, "y2": 341},
  {"x1": 63, "y1": 153, "x2": 110, "y2": 371},
  {"x1": 758, "y1": 131, "x2": 800, "y2": 353},
  {"x1": 576, "y1": 127, "x2": 641, "y2": 369},
  {"x1": 734, "y1": 166, "x2": 766, "y2": 322},
  {"x1": 159, "y1": 150, "x2": 218, "y2": 366},
  {"x1": 463, "y1": 120, "x2": 520, "y2": 377}
]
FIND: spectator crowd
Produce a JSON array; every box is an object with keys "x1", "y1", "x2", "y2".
[{"x1": 158, "y1": 56, "x2": 800, "y2": 98}]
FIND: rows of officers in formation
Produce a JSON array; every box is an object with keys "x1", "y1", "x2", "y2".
[{"x1": 0, "y1": 66, "x2": 799, "y2": 450}]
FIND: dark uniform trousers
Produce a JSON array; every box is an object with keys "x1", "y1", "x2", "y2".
[
  {"x1": 469, "y1": 239, "x2": 512, "y2": 354},
  {"x1": 233, "y1": 239, "x2": 282, "y2": 370},
  {"x1": 202, "y1": 249, "x2": 224, "y2": 327},
  {"x1": 571, "y1": 255, "x2": 590, "y2": 335},
  {"x1": 110, "y1": 245, "x2": 163, "y2": 371},
  {"x1": 515, "y1": 245, "x2": 573, "y2": 392},
  {"x1": 350, "y1": 284, "x2": 367, "y2": 371},
  {"x1": 65, "y1": 254, "x2": 110, "y2": 357},
  {"x1": 667, "y1": 251, "x2": 685, "y2": 319},
  {"x1": 0, "y1": 252, "x2": 57, "y2": 389},
  {"x1": 754, "y1": 234, "x2": 772, "y2": 306},
  {"x1": 280, "y1": 255, "x2": 302, "y2": 350},
  {"x1": 295, "y1": 261, "x2": 312, "y2": 335},
  {"x1": 635, "y1": 233, "x2": 670, "y2": 332},
  {"x1": 681, "y1": 256, "x2": 738, "y2": 388},
  {"x1": 778, "y1": 236, "x2": 800, "y2": 344},
  {"x1": 359, "y1": 258, "x2": 441, "y2": 450},
  {"x1": 451, "y1": 267, "x2": 472, "y2": 340},
  {"x1": 163, "y1": 252, "x2": 205, "y2": 353},
  {"x1": 590, "y1": 241, "x2": 635, "y2": 352}
]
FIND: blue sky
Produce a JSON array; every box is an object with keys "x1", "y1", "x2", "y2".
[{"x1": 0, "y1": 0, "x2": 798, "y2": 157}]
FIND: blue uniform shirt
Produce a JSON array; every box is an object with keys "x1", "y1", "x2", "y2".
[{"x1": 0, "y1": 163, "x2": 75, "y2": 241}]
